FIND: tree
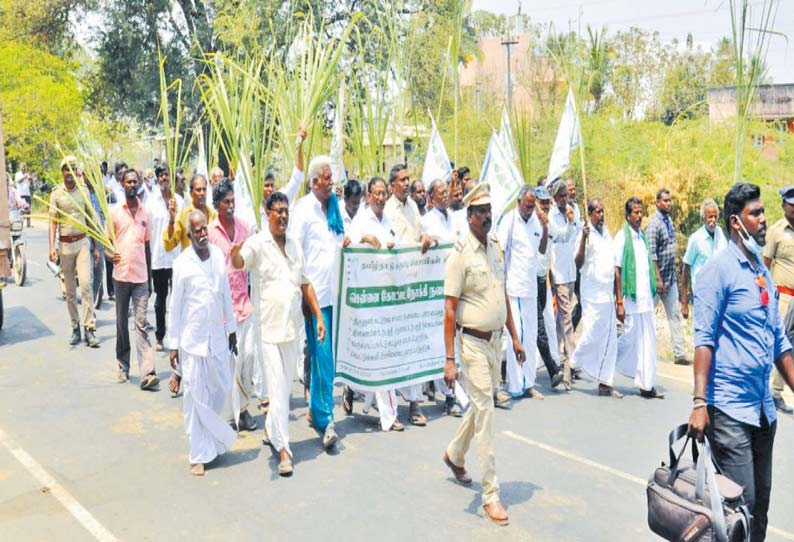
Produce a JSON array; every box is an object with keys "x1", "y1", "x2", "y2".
[
  {"x1": 0, "y1": 41, "x2": 83, "y2": 175},
  {"x1": 0, "y1": 0, "x2": 94, "y2": 57},
  {"x1": 609, "y1": 27, "x2": 670, "y2": 119},
  {"x1": 658, "y1": 36, "x2": 710, "y2": 125}
]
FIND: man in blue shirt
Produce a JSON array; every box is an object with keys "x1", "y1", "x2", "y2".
[
  {"x1": 690, "y1": 182, "x2": 794, "y2": 542},
  {"x1": 680, "y1": 198, "x2": 727, "y2": 320}
]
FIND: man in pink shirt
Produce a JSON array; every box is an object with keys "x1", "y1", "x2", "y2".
[
  {"x1": 208, "y1": 179, "x2": 259, "y2": 432},
  {"x1": 106, "y1": 169, "x2": 158, "y2": 390}
]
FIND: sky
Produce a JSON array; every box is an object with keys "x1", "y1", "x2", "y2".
[{"x1": 471, "y1": 0, "x2": 794, "y2": 84}]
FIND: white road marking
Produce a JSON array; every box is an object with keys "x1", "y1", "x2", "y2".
[
  {"x1": 0, "y1": 427, "x2": 119, "y2": 542},
  {"x1": 503, "y1": 430, "x2": 794, "y2": 541},
  {"x1": 656, "y1": 370, "x2": 692, "y2": 385}
]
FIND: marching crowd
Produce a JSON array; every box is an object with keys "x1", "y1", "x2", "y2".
[{"x1": 42, "y1": 133, "x2": 794, "y2": 533}]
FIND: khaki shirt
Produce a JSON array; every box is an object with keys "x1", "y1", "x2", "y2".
[
  {"x1": 49, "y1": 184, "x2": 89, "y2": 237},
  {"x1": 763, "y1": 218, "x2": 794, "y2": 289},
  {"x1": 163, "y1": 202, "x2": 217, "y2": 252},
  {"x1": 444, "y1": 229, "x2": 507, "y2": 332},
  {"x1": 384, "y1": 195, "x2": 424, "y2": 243}
]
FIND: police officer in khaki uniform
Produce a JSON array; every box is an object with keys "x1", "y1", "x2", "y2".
[
  {"x1": 48, "y1": 156, "x2": 100, "y2": 347},
  {"x1": 762, "y1": 185, "x2": 794, "y2": 414},
  {"x1": 441, "y1": 183, "x2": 525, "y2": 526}
]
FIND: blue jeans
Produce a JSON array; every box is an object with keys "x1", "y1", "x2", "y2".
[
  {"x1": 706, "y1": 406, "x2": 777, "y2": 541},
  {"x1": 305, "y1": 306, "x2": 334, "y2": 432}
]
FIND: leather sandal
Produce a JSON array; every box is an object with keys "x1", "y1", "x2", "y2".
[
  {"x1": 483, "y1": 501, "x2": 509, "y2": 526},
  {"x1": 443, "y1": 451, "x2": 472, "y2": 485}
]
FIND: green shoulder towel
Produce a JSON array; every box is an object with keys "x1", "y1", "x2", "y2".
[{"x1": 621, "y1": 221, "x2": 657, "y2": 300}]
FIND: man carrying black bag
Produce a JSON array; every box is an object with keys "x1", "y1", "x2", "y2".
[{"x1": 689, "y1": 182, "x2": 794, "y2": 541}]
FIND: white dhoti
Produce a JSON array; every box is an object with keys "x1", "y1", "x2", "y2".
[
  {"x1": 181, "y1": 350, "x2": 237, "y2": 465},
  {"x1": 571, "y1": 301, "x2": 618, "y2": 385},
  {"x1": 262, "y1": 339, "x2": 301, "y2": 456},
  {"x1": 506, "y1": 295, "x2": 538, "y2": 396},
  {"x1": 616, "y1": 311, "x2": 657, "y2": 390},
  {"x1": 397, "y1": 383, "x2": 423, "y2": 403},
  {"x1": 223, "y1": 314, "x2": 259, "y2": 424},
  {"x1": 361, "y1": 388, "x2": 399, "y2": 431}
]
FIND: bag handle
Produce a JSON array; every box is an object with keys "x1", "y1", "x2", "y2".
[
  {"x1": 667, "y1": 424, "x2": 698, "y2": 468},
  {"x1": 695, "y1": 437, "x2": 729, "y2": 542}
]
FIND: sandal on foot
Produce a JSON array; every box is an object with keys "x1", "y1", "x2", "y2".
[
  {"x1": 278, "y1": 457, "x2": 293, "y2": 477},
  {"x1": 342, "y1": 385, "x2": 354, "y2": 415},
  {"x1": 169, "y1": 373, "x2": 181, "y2": 396}
]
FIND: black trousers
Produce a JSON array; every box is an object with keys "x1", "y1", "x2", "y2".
[
  {"x1": 105, "y1": 258, "x2": 115, "y2": 296},
  {"x1": 536, "y1": 276, "x2": 561, "y2": 378},
  {"x1": 151, "y1": 268, "x2": 172, "y2": 342},
  {"x1": 706, "y1": 406, "x2": 777, "y2": 542}
]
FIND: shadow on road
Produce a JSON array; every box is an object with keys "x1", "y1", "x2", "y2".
[
  {"x1": 0, "y1": 306, "x2": 54, "y2": 347},
  {"x1": 461, "y1": 479, "x2": 541, "y2": 517}
]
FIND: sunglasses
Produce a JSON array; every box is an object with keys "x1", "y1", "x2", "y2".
[{"x1": 755, "y1": 275, "x2": 769, "y2": 307}]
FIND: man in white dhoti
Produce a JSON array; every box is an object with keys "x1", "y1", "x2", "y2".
[
  {"x1": 207, "y1": 180, "x2": 259, "y2": 432},
  {"x1": 571, "y1": 198, "x2": 622, "y2": 398},
  {"x1": 166, "y1": 211, "x2": 238, "y2": 476},
  {"x1": 384, "y1": 164, "x2": 433, "y2": 426},
  {"x1": 231, "y1": 191, "x2": 325, "y2": 476},
  {"x1": 497, "y1": 185, "x2": 557, "y2": 399},
  {"x1": 614, "y1": 197, "x2": 664, "y2": 399},
  {"x1": 342, "y1": 178, "x2": 405, "y2": 432},
  {"x1": 422, "y1": 179, "x2": 469, "y2": 416}
]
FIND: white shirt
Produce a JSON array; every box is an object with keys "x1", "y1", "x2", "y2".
[
  {"x1": 289, "y1": 191, "x2": 345, "y2": 308},
  {"x1": 256, "y1": 168, "x2": 308, "y2": 232},
  {"x1": 577, "y1": 222, "x2": 615, "y2": 304},
  {"x1": 107, "y1": 178, "x2": 125, "y2": 206},
  {"x1": 14, "y1": 171, "x2": 30, "y2": 197},
  {"x1": 341, "y1": 205, "x2": 354, "y2": 231},
  {"x1": 497, "y1": 209, "x2": 542, "y2": 299},
  {"x1": 421, "y1": 206, "x2": 456, "y2": 244},
  {"x1": 146, "y1": 191, "x2": 184, "y2": 270},
  {"x1": 240, "y1": 228, "x2": 310, "y2": 344},
  {"x1": 349, "y1": 207, "x2": 396, "y2": 246},
  {"x1": 165, "y1": 244, "x2": 237, "y2": 357},
  {"x1": 613, "y1": 226, "x2": 653, "y2": 314},
  {"x1": 549, "y1": 205, "x2": 580, "y2": 284},
  {"x1": 451, "y1": 208, "x2": 468, "y2": 240},
  {"x1": 384, "y1": 195, "x2": 424, "y2": 243}
]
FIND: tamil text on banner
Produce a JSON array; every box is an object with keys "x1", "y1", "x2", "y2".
[{"x1": 334, "y1": 244, "x2": 452, "y2": 391}]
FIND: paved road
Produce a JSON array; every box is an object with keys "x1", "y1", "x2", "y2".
[{"x1": 1, "y1": 224, "x2": 793, "y2": 542}]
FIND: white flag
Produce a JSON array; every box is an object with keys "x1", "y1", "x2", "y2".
[
  {"x1": 195, "y1": 124, "x2": 208, "y2": 177},
  {"x1": 233, "y1": 153, "x2": 258, "y2": 231},
  {"x1": 546, "y1": 88, "x2": 582, "y2": 183},
  {"x1": 498, "y1": 105, "x2": 518, "y2": 163},
  {"x1": 330, "y1": 82, "x2": 347, "y2": 184},
  {"x1": 421, "y1": 117, "x2": 452, "y2": 185},
  {"x1": 480, "y1": 130, "x2": 523, "y2": 225}
]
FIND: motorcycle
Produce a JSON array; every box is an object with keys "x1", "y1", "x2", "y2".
[{"x1": 8, "y1": 209, "x2": 26, "y2": 286}]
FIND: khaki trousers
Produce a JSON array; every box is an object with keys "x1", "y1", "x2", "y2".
[
  {"x1": 59, "y1": 237, "x2": 95, "y2": 330},
  {"x1": 772, "y1": 293, "x2": 792, "y2": 399},
  {"x1": 446, "y1": 332, "x2": 500, "y2": 505},
  {"x1": 554, "y1": 282, "x2": 577, "y2": 384}
]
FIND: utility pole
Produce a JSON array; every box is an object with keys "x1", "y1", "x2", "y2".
[{"x1": 501, "y1": 5, "x2": 519, "y2": 114}]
